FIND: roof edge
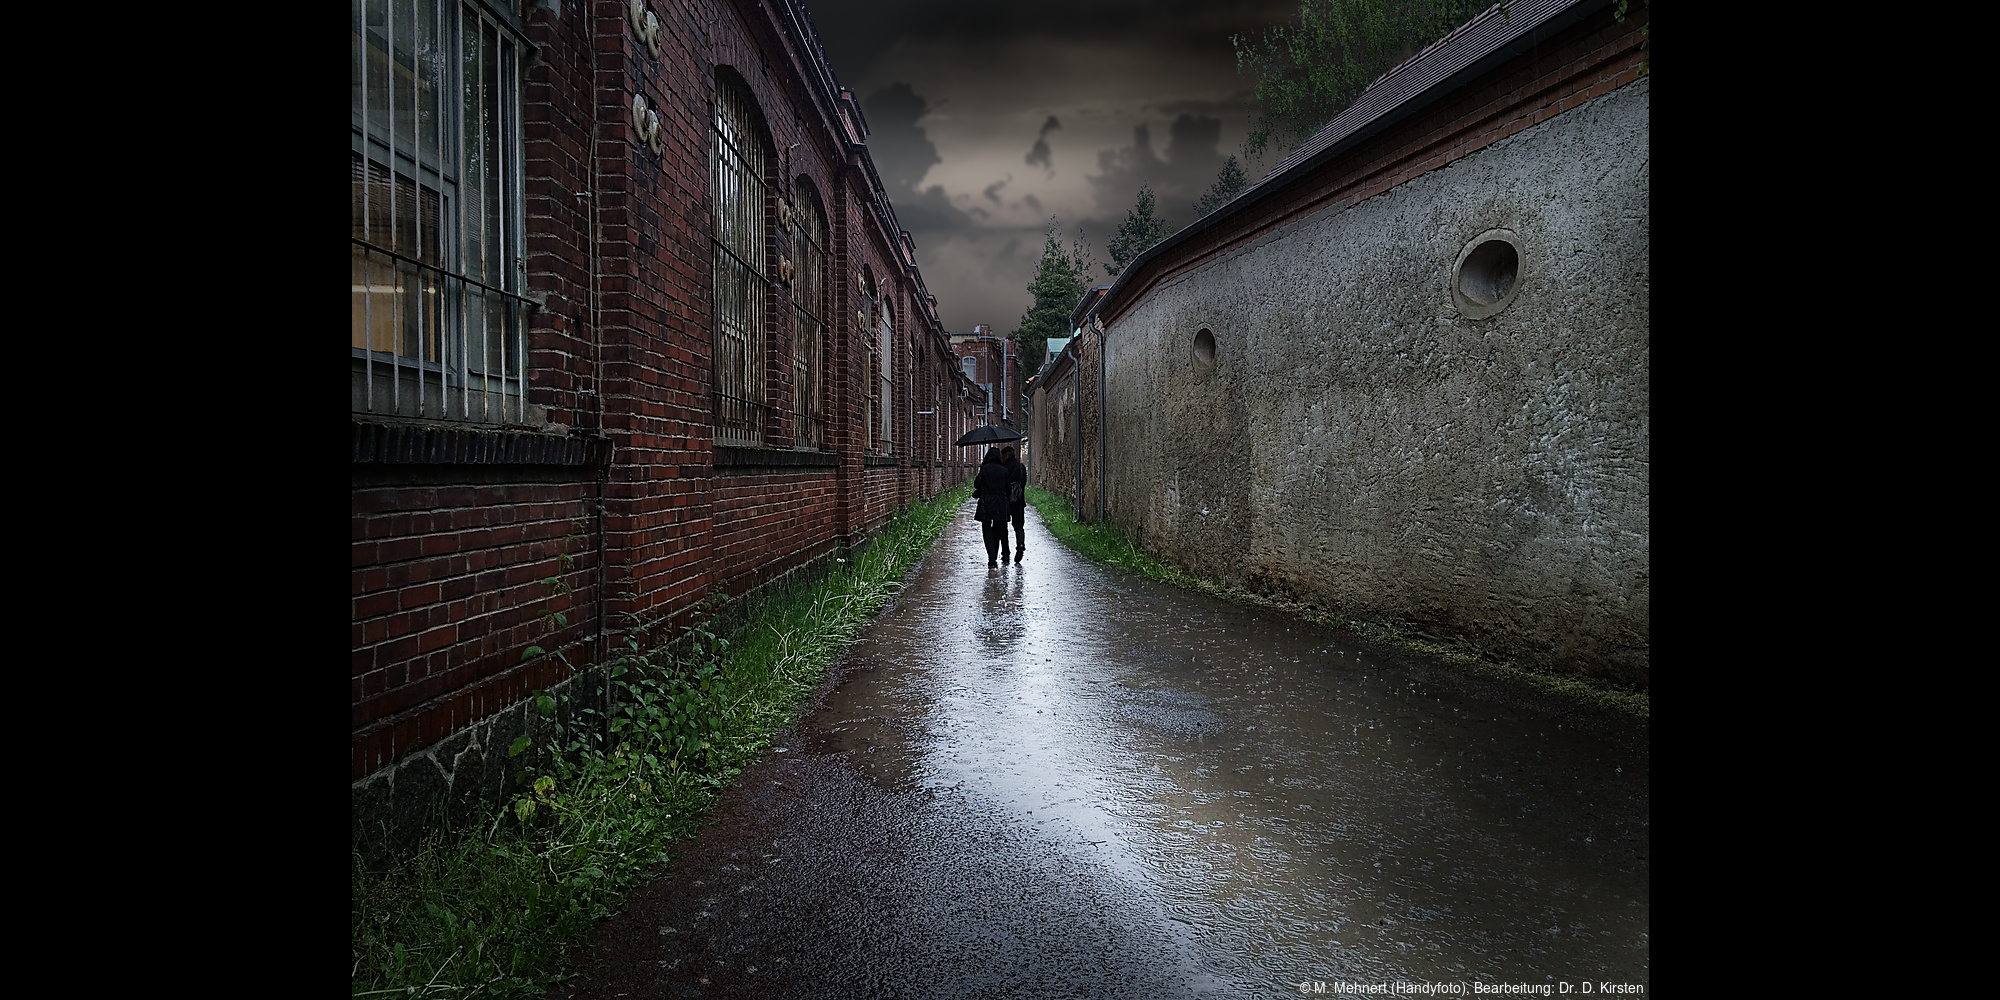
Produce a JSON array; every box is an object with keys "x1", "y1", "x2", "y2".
[{"x1": 1091, "y1": 0, "x2": 1615, "y2": 329}]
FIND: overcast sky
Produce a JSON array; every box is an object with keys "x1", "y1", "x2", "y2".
[{"x1": 802, "y1": 0, "x2": 1300, "y2": 333}]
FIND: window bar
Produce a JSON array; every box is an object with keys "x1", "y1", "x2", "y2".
[
  {"x1": 403, "y1": 0, "x2": 427, "y2": 418},
  {"x1": 358, "y1": 0, "x2": 374, "y2": 415},
  {"x1": 503, "y1": 36, "x2": 519, "y2": 424},
  {"x1": 429, "y1": 0, "x2": 446, "y2": 420},
  {"x1": 455, "y1": 0, "x2": 471, "y2": 425},
  {"x1": 510, "y1": 29, "x2": 523, "y2": 423},
  {"x1": 484, "y1": 18, "x2": 499, "y2": 422},
  {"x1": 386, "y1": 0, "x2": 402, "y2": 417},
  {"x1": 499, "y1": 35, "x2": 512, "y2": 423},
  {"x1": 477, "y1": 22, "x2": 492, "y2": 423},
  {"x1": 432, "y1": 0, "x2": 457, "y2": 423},
  {"x1": 492, "y1": 28, "x2": 503, "y2": 422},
  {"x1": 414, "y1": 0, "x2": 433, "y2": 419},
  {"x1": 475, "y1": 10, "x2": 494, "y2": 423}
]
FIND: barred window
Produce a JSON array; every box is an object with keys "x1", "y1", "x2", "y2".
[
  {"x1": 876, "y1": 302, "x2": 894, "y2": 452},
  {"x1": 351, "y1": 0, "x2": 528, "y2": 423},
  {"x1": 790, "y1": 186, "x2": 827, "y2": 449},
  {"x1": 712, "y1": 75, "x2": 770, "y2": 446},
  {"x1": 862, "y1": 273, "x2": 877, "y2": 452}
]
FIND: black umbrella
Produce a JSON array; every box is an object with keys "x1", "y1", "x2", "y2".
[{"x1": 953, "y1": 424, "x2": 1023, "y2": 447}]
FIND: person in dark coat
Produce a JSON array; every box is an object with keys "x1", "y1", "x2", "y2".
[
  {"x1": 973, "y1": 447, "x2": 1012, "y2": 568},
  {"x1": 1002, "y1": 446, "x2": 1027, "y2": 561}
]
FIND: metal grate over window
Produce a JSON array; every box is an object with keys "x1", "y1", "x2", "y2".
[
  {"x1": 862, "y1": 277, "x2": 876, "y2": 453},
  {"x1": 351, "y1": 0, "x2": 529, "y2": 424},
  {"x1": 876, "y1": 302, "x2": 894, "y2": 452},
  {"x1": 711, "y1": 77, "x2": 770, "y2": 446},
  {"x1": 790, "y1": 187, "x2": 827, "y2": 449}
]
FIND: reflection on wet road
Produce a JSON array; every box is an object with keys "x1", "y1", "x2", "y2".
[{"x1": 561, "y1": 503, "x2": 1649, "y2": 998}]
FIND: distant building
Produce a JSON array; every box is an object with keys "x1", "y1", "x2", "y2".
[
  {"x1": 950, "y1": 324, "x2": 1020, "y2": 432},
  {"x1": 1034, "y1": 0, "x2": 1649, "y2": 687}
]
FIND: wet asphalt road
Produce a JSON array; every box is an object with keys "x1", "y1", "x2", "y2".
[{"x1": 558, "y1": 502, "x2": 1649, "y2": 999}]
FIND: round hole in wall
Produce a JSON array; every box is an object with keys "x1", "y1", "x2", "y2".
[
  {"x1": 1451, "y1": 230, "x2": 1525, "y2": 320},
  {"x1": 1192, "y1": 328, "x2": 1216, "y2": 369}
]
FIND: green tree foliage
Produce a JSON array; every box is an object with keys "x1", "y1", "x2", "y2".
[
  {"x1": 1105, "y1": 183, "x2": 1176, "y2": 278},
  {"x1": 1614, "y1": 0, "x2": 1649, "y2": 75},
  {"x1": 1011, "y1": 218, "x2": 1099, "y2": 403},
  {"x1": 1193, "y1": 156, "x2": 1250, "y2": 217},
  {"x1": 1233, "y1": 0, "x2": 1484, "y2": 161}
]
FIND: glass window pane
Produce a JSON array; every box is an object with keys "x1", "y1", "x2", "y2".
[{"x1": 364, "y1": 0, "x2": 390, "y2": 136}]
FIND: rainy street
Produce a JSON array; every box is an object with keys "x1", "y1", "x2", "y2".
[{"x1": 557, "y1": 503, "x2": 1649, "y2": 999}]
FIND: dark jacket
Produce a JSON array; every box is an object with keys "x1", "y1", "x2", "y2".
[
  {"x1": 1005, "y1": 459, "x2": 1027, "y2": 508},
  {"x1": 974, "y1": 459, "x2": 1012, "y2": 522}
]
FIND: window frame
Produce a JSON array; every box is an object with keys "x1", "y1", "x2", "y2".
[
  {"x1": 789, "y1": 182, "x2": 828, "y2": 450},
  {"x1": 351, "y1": 0, "x2": 533, "y2": 425},
  {"x1": 876, "y1": 300, "x2": 895, "y2": 454},
  {"x1": 711, "y1": 71, "x2": 774, "y2": 447}
]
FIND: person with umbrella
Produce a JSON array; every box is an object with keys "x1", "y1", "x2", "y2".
[
  {"x1": 972, "y1": 445, "x2": 1013, "y2": 569},
  {"x1": 956, "y1": 423, "x2": 1026, "y2": 570},
  {"x1": 1003, "y1": 445, "x2": 1027, "y2": 561}
]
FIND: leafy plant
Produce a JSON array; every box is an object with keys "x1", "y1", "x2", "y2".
[
  {"x1": 1233, "y1": 0, "x2": 1486, "y2": 162},
  {"x1": 1193, "y1": 156, "x2": 1250, "y2": 218},
  {"x1": 351, "y1": 482, "x2": 974, "y2": 999},
  {"x1": 1613, "y1": 0, "x2": 1649, "y2": 75},
  {"x1": 1105, "y1": 184, "x2": 1175, "y2": 278},
  {"x1": 1009, "y1": 217, "x2": 1099, "y2": 397}
]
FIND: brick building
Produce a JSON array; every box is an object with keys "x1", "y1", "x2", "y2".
[
  {"x1": 351, "y1": 0, "x2": 983, "y2": 844},
  {"x1": 1032, "y1": 0, "x2": 1649, "y2": 686},
  {"x1": 949, "y1": 324, "x2": 1020, "y2": 433}
]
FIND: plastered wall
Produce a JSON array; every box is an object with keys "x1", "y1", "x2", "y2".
[{"x1": 1103, "y1": 79, "x2": 1648, "y2": 685}]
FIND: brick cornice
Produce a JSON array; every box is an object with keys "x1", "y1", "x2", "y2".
[{"x1": 352, "y1": 420, "x2": 613, "y2": 467}]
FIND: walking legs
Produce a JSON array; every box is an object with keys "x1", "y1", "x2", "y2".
[{"x1": 981, "y1": 519, "x2": 1006, "y2": 566}]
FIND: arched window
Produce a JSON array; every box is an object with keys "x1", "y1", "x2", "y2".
[
  {"x1": 790, "y1": 182, "x2": 827, "y2": 448},
  {"x1": 862, "y1": 270, "x2": 877, "y2": 452},
  {"x1": 876, "y1": 299, "x2": 894, "y2": 452},
  {"x1": 711, "y1": 72, "x2": 769, "y2": 445}
]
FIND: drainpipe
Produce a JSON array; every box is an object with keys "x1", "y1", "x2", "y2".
[
  {"x1": 1096, "y1": 316, "x2": 1106, "y2": 526},
  {"x1": 585, "y1": 12, "x2": 609, "y2": 744},
  {"x1": 1073, "y1": 331, "x2": 1083, "y2": 522}
]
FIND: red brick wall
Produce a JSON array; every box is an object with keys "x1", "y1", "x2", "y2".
[
  {"x1": 353, "y1": 0, "x2": 976, "y2": 784},
  {"x1": 710, "y1": 470, "x2": 842, "y2": 594},
  {"x1": 351, "y1": 469, "x2": 602, "y2": 779}
]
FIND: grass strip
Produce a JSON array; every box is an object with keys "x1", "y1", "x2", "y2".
[
  {"x1": 351, "y1": 482, "x2": 973, "y2": 998},
  {"x1": 1024, "y1": 484, "x2": 1647, "y2": 719}
]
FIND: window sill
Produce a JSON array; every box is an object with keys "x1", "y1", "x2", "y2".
[
  {"x1": 714, "y1": 446, "x2": 838, "y2": 470},
  {"x1": 863, "y1": 455, "x2": 900, "y2": 468},
  {"x1": 352, "y1": 419, "x2": 609, "y2": 466}
]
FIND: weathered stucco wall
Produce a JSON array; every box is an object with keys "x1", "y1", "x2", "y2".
[
  {"x1": 1029, "y1": 361, "x2": 1079, "y2": 503},
  {"x1": 1103, "y1": 79, "x2": 1648, "y2": 685}
]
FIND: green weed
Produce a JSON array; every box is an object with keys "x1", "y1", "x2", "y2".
[
  {"x1": 351, "y1": 482, "x2": 973, "y2": 998},
  {"x1": 1023, "y1": 484, "x2": 1647, "y2": 720}
]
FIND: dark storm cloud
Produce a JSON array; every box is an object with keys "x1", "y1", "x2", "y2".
[
  {"x1": 983, "y1": 176, "x2": 1010, "y2": 203},
  {"x1": 1024, "y1": 116, "x2": 1061, "y2": 174},
  {"x1": 798, "y1": 0, "x2": 1302, "y2": 330},
  {"x1": 863, "y1": 82, "x2": 942, "y2": 194},
  {"x1": 1146, "y1": 91, "x2": 1256, "y2": 117},
  {"x1": 1087, "y1": 113, "x2": 1228, "y2": 227},
  {"x1": 863, "y1": 82, "x2": 981, "y2": 238},
  {"x1": 984, "y1": 236, "x2": 1025, "y2": 278},
  {"x1": 805, "y1": 0, "x2": 1299, "y2": 82}
]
